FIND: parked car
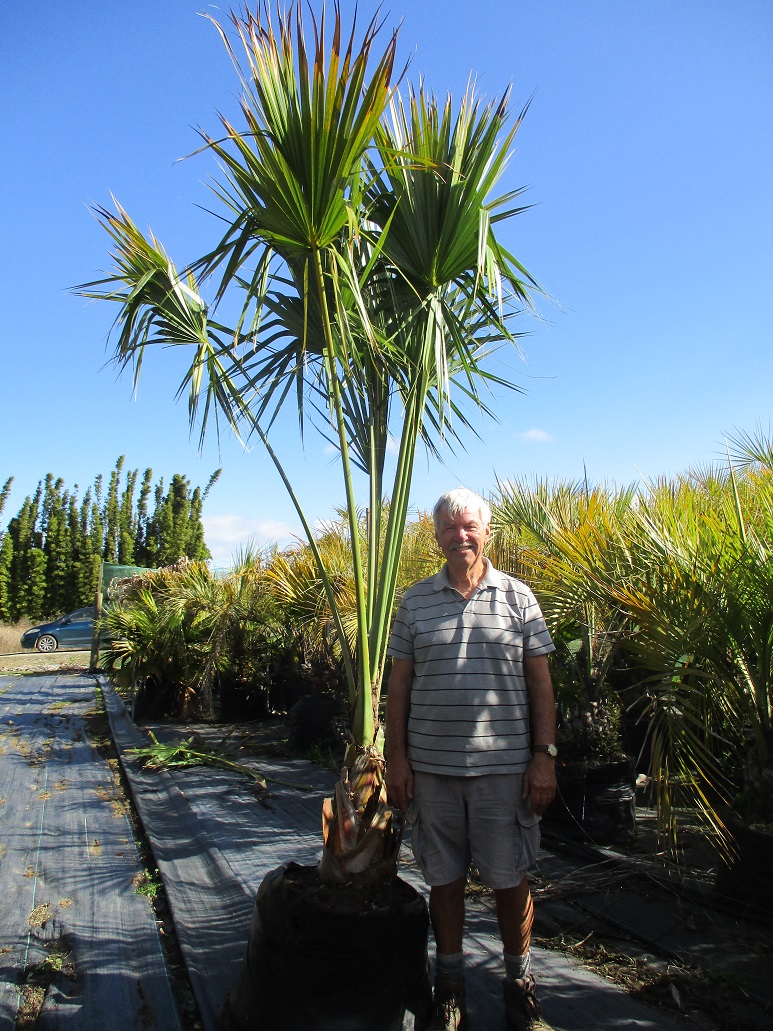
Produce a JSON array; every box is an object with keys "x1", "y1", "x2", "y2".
[{"x1": 20, "y1": 607, "x2": 97, "y2": 652}]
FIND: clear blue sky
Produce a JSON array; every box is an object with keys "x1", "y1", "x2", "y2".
[{"x1": 2, "y1": 1, "x2": 771, "y2": 566}]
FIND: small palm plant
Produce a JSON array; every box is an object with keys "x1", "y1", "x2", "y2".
[
  {"x1": 80, "y1": 3, "x2": 539, "y2": 884},
  {"x1": 102, "y1": 555, "x2": 280, "y2": 718}
]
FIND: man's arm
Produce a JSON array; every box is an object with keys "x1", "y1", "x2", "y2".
[
  {"x1": 522, "y1": 652, "x2": 557, "y2": 815},
  {"x1": 384, "y1": 657, "x2": 415, "y2": 812}
]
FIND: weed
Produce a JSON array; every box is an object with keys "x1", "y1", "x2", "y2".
[
  {"x1": 130, "y1": 732, "x2": 312, "y2": 791},
  {"x1": 133, "y1": 869, "x2": 162, "y2": 902},
  {"x1": 15, "y1": 935, "x2": 76, "y2": 1029},
  {"x1": 306, "y1": 743, "x2": 341, "y2": 773}
]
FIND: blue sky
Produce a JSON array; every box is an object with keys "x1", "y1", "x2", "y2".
[{"x1": 2, "y1": 0, "x2": 771, "y2": 566}]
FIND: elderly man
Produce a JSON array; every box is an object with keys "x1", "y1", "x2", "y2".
[{"x1": 385, "y1": 488, "x2": 557, "y2": 1031}]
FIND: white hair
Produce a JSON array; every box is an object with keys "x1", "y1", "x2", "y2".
[{"x1": 432, "y1": 489, "x2": 491, "y2": 533}]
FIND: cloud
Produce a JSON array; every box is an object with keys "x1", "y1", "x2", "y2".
[
  {"x1": 520, "y1": 428, "x2": 553, "y2": 444},
  {"x1": 203, "y1": 514, "x2": 300, "y2": 568}
]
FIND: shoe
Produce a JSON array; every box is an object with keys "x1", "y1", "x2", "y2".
[
  {"x1": 431, "y1": 977, "x2": 467, "y2": 1030},
  {"x1": 503, "y1": 976, "x2": 553, "y2": 1031}
]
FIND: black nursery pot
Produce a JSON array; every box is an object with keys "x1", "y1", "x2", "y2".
[
  {"x1": 543, "y1": 757, "x2": 637, "y2": 846},
  {"x1": 222, "y1": 864, "x2": 433, "y2": 1031},
  {"x1": 714, "y1": 821, "x2": 773, "y2": 920}
]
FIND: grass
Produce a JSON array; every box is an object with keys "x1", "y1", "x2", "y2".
[
  {"x1": 0, "y1": 620, "x2": 90, "y2": 673},
  {"x1": 0, "y1": 620, "x2": 34, "y2": 654}
]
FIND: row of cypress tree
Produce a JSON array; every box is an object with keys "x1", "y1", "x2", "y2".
[{"x1": 0, "y1": 457, "x2": 220, "y2": 622}]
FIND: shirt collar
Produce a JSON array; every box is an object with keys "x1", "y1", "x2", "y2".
[{"x1": 432, "y1": 557, "x2": 503, "y2": 593}]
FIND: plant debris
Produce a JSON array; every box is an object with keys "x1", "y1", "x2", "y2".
[{"x1": 128, "y1": 732, "x2": 313, "y2": 792}]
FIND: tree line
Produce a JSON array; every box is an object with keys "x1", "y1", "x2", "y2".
[{"x1": 0, "y1": 457, "x2": 220, "y2": 622}]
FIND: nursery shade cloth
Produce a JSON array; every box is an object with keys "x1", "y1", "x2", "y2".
[
  {"x1": 0, "y1": 673, "x2": 703, "y2": 1030},
  {"x1": 0, "y1": 673, "x2": 182, "y2": 1030}
]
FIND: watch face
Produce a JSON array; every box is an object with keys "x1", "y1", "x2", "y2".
[{"x1": 535, "y1": 744, "x2": 558, "y2": 757}]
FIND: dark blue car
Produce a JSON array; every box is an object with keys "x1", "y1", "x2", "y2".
[{"x1": 20, "y1": 607, "x2": 97, "y2": 652}]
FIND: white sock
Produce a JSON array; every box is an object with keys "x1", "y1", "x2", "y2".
[
  {"x1": 436, "y1": 951, "x2": 465, "y2": 983},
  {"x1": 504, "y1": 948, "x2": 532, "y2": 983}
]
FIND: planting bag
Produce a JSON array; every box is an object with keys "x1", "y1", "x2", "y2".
[
  {"x1": 544, "y1": 758, "x2": 637, "y2": 845},
  {"x1": 223, "y1": 864, "x2": 432, "y2": 1031}
]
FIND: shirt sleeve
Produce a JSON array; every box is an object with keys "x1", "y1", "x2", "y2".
[
  {"x1": 387, "y1": 597, "x2": 414, "y2": 660},
  {"x1": 521, "y1": 587, "x2": 555, "y2": 656}
]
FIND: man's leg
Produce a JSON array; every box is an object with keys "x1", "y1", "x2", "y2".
[
  {"x1": 495, "y1": 879, "x2": 551, "y2": 1030},
  {"x1": 429, "y1": 877, "x2": 467, "y2": 1029},
  {"x1": 494, "y1": 877, "x2": 533, "y2": 956},
  {"x1": 430, "y1": 876, "x2": 467, "y2": 954}
]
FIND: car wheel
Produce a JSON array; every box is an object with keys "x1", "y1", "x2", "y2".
[{"x1": 35, "y1": 635, "x2": 58, "y2": 653}]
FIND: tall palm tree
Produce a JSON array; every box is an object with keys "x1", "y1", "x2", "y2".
[{"x1": 79, "y1": 3, "x2": 540, "y2": 882}]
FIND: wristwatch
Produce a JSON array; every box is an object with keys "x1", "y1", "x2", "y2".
[{"x1": 533, "y1": 744, "x2": 558, "y2": 758}]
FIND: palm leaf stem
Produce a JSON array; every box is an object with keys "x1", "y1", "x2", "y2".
[
  {"x1": 312, "y1": 247, "x2": 373, "y2": 746},
  {"x1": 248, "y1": 414, "x2": 357, "y2": 700}
]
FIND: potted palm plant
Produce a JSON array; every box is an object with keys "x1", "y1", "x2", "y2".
[
  {"x1": 547, "y1": 432, "x2": 773, "y2": 908},
  {"x1": 80, "y1": 3, "x2": 543, "y2": 1025},
  {"x1": 602, "y1": 434, "x2": 773, "y2": 909}
]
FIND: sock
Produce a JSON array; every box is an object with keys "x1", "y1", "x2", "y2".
[
  {"x1": 504, "y1": 948, "x2": 532, "y2": 983},
  {"x1": 436, "y1": 951, "x2": 465, "y2": 984}
]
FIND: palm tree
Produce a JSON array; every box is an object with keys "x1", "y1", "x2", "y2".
[{"x1": 79, "y1": 3, "x2": 540, "y2": 883}]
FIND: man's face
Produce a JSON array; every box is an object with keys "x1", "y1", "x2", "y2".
[{"x1": 436, "y1": 507, "x2": 491, "y2": 572}]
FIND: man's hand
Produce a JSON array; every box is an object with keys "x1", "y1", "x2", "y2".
[
  {"x1": 385, "y1": 753, "x2": 414, "y2": 813},
  {"x1": 522, "y1": 754, "x2": 557, "y2": 815}
]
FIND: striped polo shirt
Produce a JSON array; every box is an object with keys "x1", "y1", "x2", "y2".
[{"x1": 387, "y1": 559, "x2": 554, "y2": 776}]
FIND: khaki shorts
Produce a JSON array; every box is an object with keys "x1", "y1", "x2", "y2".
[{"x1": 408, "y1": 770, "x2": 541, "y2": 890}]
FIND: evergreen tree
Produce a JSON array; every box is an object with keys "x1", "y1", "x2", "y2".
[
  {"x1": 43, "y1": 488, "x2": 72, "y2": 614},
  {"x1": 74, "y1": 490, "x2": 98, "y2": 605},
  {"x1": 8, "y1": 496, "x2": 37, "y2": 620},
  {"x1": 19, "y1": 548, "x2": 47, "y2": 620},
  {"x1": 2, "y1": 460, "x2": 218, "y2": 617},
  {"x1": 89, "y1": 491, "x2": 104, "y2": 572},
  {"x1": 0, "y1": 477, "x2": 12, "y2": 522},
  {"x1": 0, "y1": 477, "x2": 13, "y2": 622},
  {"x1": 0, "y1": 533, "x2": 12, "y2": 622},
  {"x1": 134, "y1": 468, "x2": 153, "y2": 562},
  {"x1": 118, "y1": 466, "x2": 138, "y2": 563},
  {"x1": 103, "y1": 457, "x2": 124, "y2": 561}
]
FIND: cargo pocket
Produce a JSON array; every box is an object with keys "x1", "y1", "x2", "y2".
[
  {"x1": 514, "y1": 805, "x2": 542, "y2": 873},
  {"x1": 408, "y1": 804, "x2": 427, "y2": 871}
]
